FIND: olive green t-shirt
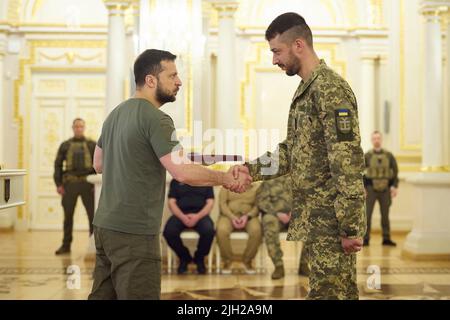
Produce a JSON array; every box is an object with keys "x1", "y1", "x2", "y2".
[{"x1": 93, "y1": 98, "x2": 180, "y2": 235}]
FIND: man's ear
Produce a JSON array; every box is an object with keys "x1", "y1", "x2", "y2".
[
  {"x1": 292, "y1": 38, "x2": 305, "y2": 55},
  {"x1": 145, "y1": 74, "x2": 157, "y2": 88}
]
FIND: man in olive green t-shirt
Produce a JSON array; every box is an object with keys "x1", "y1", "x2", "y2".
[{"x1": 88, "y1": 49, "x2": 252, "y2": 300}]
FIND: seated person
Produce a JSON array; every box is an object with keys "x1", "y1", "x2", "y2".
[
  {"x1": 257, "y1": 175, "x2": 309, "y2": 279},
  {"x1": 163, "y1": 179, "x2": 215, "y2": 274},
  {"x1": 216, "y1": 183, "x2": 262, "y2": 274}
]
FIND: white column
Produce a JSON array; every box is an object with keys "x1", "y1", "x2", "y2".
[
  {"x1": 0, "y1": 39, "x2": 4, "y2": 168},
  {"x1": 359, "y1": 56, "x2": 377, "y2": 152},
  {"x1": 104, "y1": 1, "x2": 130, "y2": 114},
  {"x1": 446, "y1": 11, "x2": 450, "y2": 165},
  {"x1": 211, "y1": 1, "x2": 240, "y2": 154},
  {"x1": 403, "y1": 4, "x2": 450, "y2": 259},
  {"x1": 421, "y1": 7, "x2": 445, "y2": 169}
]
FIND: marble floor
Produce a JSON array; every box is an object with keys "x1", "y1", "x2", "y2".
[{"x1": 0, "y1": 230, "x2": 450, "y2": 300}]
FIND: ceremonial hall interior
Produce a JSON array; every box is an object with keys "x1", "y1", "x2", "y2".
[{"x1": 0, "y1": 0, "x2": 450, "y2": 300}]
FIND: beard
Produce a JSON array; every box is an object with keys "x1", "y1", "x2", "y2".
[
  {"x1": 278, "y1": 52, "x2": 301, "y2": 76},
  {"x1": 156, "y1": 84, "x2": 177, "y2": 105},
  {"x1": 284, "y1": 58, "x2": 301, "y2": 76}
]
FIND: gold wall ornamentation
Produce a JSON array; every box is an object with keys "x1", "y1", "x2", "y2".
[
  {"x1": 77, "y1": 78, "x2": 105, "y2": 93},
  {"x1": 30, "y1": 0, "x2": 45, "y2": 18},
  {"x1": 396, "y1": 154, "x2": 422, "y2": 163},
  {"x1": 420, "y1": 166, "x2": 450, "y2": 173},
  {"x1": 37, "y1": 79, "x2": 66, "y2": 93},
  {"x1": 14, "y1": 39, "x2": 106, "y2": 220},
  {"x1": 7, "y1": 0, "x2": 22, "y2": 26},
  {"x1": 370, "y1": 0, "x2": 385, "y2": 26},
  {"x1": 40, "y1": 109, "x2": 64, "y2": 170},
  {"x1": 214, "y1": 0, "x2": 387, "y2": 31},
  {"x1": 38, "y1": 51, "x2": 103, "y2": 64}
]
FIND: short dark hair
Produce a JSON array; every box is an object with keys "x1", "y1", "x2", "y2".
[
  {"x1": 265, "y1": 12, "x2": 313, "y2": 47},
  {"x1": 134, "y1": 49, "x2": 177, "y2": 87},
  {"x1": 372, "y1": 130, "x2": 382, "y2": 136},
  {"x1": 72, "y1": 118, "x2": 85, "y2": 125}
]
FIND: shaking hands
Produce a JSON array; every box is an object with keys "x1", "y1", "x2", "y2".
[{"x1": 222, "y1": 165, "x2": 253, "y2": 193}]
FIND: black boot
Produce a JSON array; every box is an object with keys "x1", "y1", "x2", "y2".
[
  {"x1": 382, "y1": 239, "x2": 397, "y2": 246},
  {"x1": 196, "y1": 260, "x2": 206, "y2": 275},
  {"x1": 55, "y1": 245, "x2": 71, "y2": 255},
  {"x1": 177, "y1": 259, "x2": 190, "y2": 274}
]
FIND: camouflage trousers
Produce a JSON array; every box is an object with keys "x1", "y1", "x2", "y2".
[
  {"x1": 262, "y1": 214, "x2": 287, "y2": 267},
  {"x1": 305, "y1": 207, "x2": 358, "y2": 300},
  {"x1": 262, "y1": 214, "x2": 309, "y2": 269}
]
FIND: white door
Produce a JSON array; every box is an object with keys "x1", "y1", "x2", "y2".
[{"x1": 29, "y1": 72, "x2": 105, "y2": 230}]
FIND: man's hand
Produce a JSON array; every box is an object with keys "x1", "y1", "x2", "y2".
[
  {"x1": 232, "y1": 217, "x2": 244, "y2": 230},
  {"x1": 185, "y1": 214, "x2": 200, "y2": 228},
  {"x1": 390, "y1": 187, "x2": 398, "y2": 198},
  {"x1": 180, "y1": 215, "x2": 192, "y2": 227},
  {"x1": 230, "y1": 165, "x2": 250, "y2": 180},
  {"x1": 57, "y1": 186, "x2": 65, "y2": 196},
  {"x1": 341, "y1": 237, "x2": 363, "y2": 255},
  {"x1": 277, "y1": 212, "x2": 291, "y2": 225},
  {"x1": 238, "y1": 214, "x2": 249, "y2": 228},
  {"x1": 223, "y1": 166, "x2": 252, "y2": 193}
]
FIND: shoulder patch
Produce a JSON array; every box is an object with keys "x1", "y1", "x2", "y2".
[{"x1": 335, "y1": 108, "x2": 354, "y2": 141}]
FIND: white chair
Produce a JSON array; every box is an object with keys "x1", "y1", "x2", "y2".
[{"x1": 166, "y1": 230, "x2": 214, "y2": 274}]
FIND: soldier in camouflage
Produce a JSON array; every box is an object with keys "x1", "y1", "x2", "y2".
[
  {"x1": 257, "y1": 175, "x2": 309, "y2": 279},
  {"x1": 53, "y1": 118, "x2": 96, "y2": 255},
  {"x1": 233, "y1": 13, "x2": 366, "y2": 299}
]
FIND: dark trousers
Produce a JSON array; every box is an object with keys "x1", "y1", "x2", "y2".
[
  {"x1": 163, "y1": 215, "x2": 215, "y2": 263},
  {"x1": 88, "y1": 226, "x2": 161, "y2": 300},
  {"x1": 365, "y1": 186, "x2": 392, "y2": 241},
  {"x1": 61, "y1": 181, "x2": 94, "y2": 247}
]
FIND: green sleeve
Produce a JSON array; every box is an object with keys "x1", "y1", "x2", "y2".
[
  {"x1": 316, "y1": 85, "x2": 366, "y2": 239},
  {"x1": 97, "y1": 134, "x2": 103, "y2": 148},
  {"x1": 389, "y1": 152, "x2": 399, "y2": 188},
  {"x1": 53, "y1": 142, "x2": 68, "y2": 187},
  {"x1": 149, "y1": 114, "x2": 181, "y2": 159}
]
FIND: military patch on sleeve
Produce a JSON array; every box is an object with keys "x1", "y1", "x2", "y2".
[{"x1": 335, "y1": 108, "x2": 354, "y2": 141}]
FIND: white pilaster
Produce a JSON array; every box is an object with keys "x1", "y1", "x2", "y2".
[
  {"x1": 421, "y1": 6, "x2": 445, "y2": 169},
  {"x1": 104, "y1": 1, "x2": 131, "y2": 114},
  {"x1": 445, "y1": 11, "x2": 450, "y2": 165},
  {"x1": 359, "y1": 56, "x2": 377, "y2": 151},
  {"x1": 403, "y1": 3, "x2": 450, "y2": 259},
  {"x1": 0, "y1": 37, "x2": 4, "y2": 168},
  {"x1": 210, "y1": 1, "x2": 240, "y2": 153}
]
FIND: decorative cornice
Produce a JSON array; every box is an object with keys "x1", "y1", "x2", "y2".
[{"x1": 209, "y1": 0, "x2": 239, "y2": 19}]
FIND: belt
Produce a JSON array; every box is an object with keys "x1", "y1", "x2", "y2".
[{"x1": 63, "y1": 175, "x2": 87, "y2": 183}]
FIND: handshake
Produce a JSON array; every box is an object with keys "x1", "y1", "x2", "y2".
[{"x1": 222, "y1": 165, "x2": 253, "y2": 193}]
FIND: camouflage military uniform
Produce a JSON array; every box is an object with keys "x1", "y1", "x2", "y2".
[
  {"x1": 54, "y1": 137, "x2": 96, "y2": 248},
  {"x1": 246, "y1": 60, "x2": 366, "y2": 300}
]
